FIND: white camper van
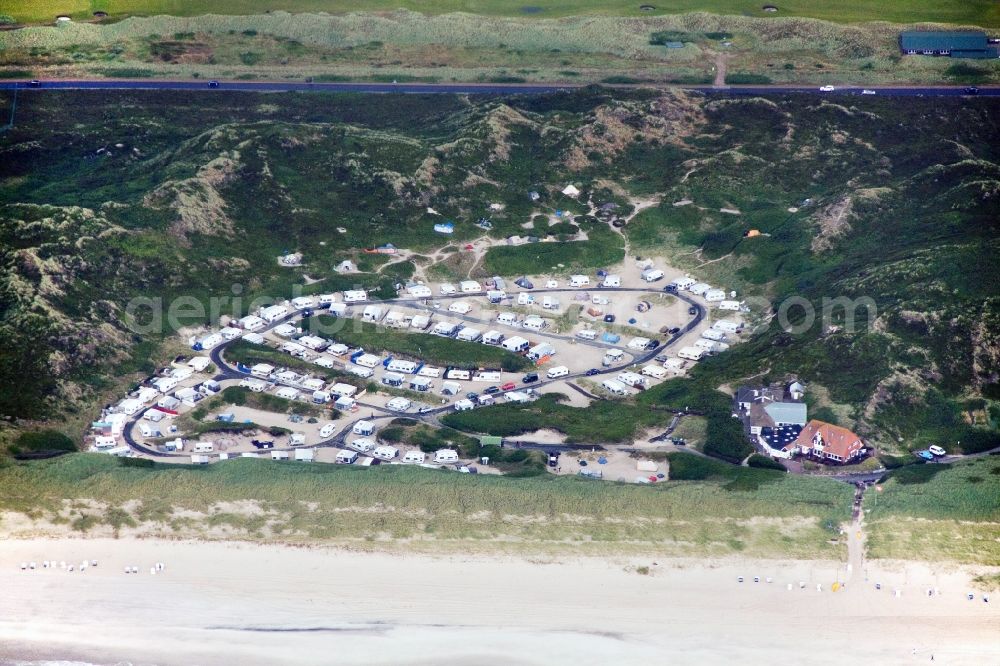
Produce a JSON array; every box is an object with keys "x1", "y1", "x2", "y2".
[
  {"x1": 569, "y1": 275, "x2": 590, "y2": 288},
  {"x1": 546, "y1": 365, "x2": 569, "y2": 379},
  {"x1": 433, "y1": 449, "x2": 459, "y2": 464}
]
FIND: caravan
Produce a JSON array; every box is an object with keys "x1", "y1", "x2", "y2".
[
  {"x1": 348, "y1": 438, "x2": 376, "y2": 454},
  {"x1": 501, "y1": 336, "x2": 530, "y2": 353},
  {"x1": 342, "y1": 290, "x2": 367, "y2": 303},
  {"x1": 445, "y1": 368, "x2": 471, "y2": 381},
  {"x1": 576, "y1": 329, "x2": 598, "y2": 341},
  {"x1": 641, "y1": 268, "x2": 664, "y2": 282},
  {"x1": 517, "y1": 292, "x2": 534, "y2": 306},
  {"x1": 522, "y1": 315, "x2": 546, "y2": 332},
  {"x1": 433, "y1": 449, "x2": 459, "y2": 464},
  {"x1": 387, "y1": 359, "x2": 418, "y2": 374},
  {"x1": 432, "y1": 321, "x2": 460, "y2": 337},
  {"x1": 569, "y1": 275, "x2": 590, "y2": 288},
  {"x1": 602, "y1": 379, "x2": 629, "y2": 396},
  {"x1": 456, "y1": 327, "x2": 482, "y2": 342},
  {"x1": 448, "y1": 301, "x2": 472, "y2": 314},
  {"x1": 459, "y1": 280, "x2": 482, "y2": 294},
  {"x1": 335, "y1": 449, "x2": 359, "y2": 465},
  {"x1": 496, "y1": 312, "x2": 519, "y2": 327},
  {"x1": 677, "y1": 346, "x2": 706, "y2": 361},
  {"x1": 373, "y1": 445, "x2": 399, "y2": 461},
  {"x1": 642, "y1": 364, "x2": 667, "y2": 380},
  {"x1": 526, "y1": 343, "x2": 555, "y2": 362},
  {"x1": 362, "y1": 305, "x2": 385, "y2": 322},
  {"x1": 601, "y1": 274, "x2": 621, "y2": 288},
  {"x1": 481, "y1": 330, "x2": 504, "y2": 346},
  {"x1": 546, "y1": 365, "x2": 569, "y2": 379}
]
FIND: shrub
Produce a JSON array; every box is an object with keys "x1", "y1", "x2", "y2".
[
  {"x1": 13, "y1": 430, "x2": 75, "y2": 455},
  {"x1": 747, "y1": 454, "x2": 787, "y2": 471},
  {"x1": 725, "y1": 73, "x2": 773, "y2": 85}
]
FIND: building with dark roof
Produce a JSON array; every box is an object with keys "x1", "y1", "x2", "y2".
[{"x1": 900, "y1": 31, "x2": 999, "y2": 59}]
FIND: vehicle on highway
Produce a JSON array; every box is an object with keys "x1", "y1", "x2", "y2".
[
  {"x1": 483, "y1": 386, "x2": 500, "y2": 395},
  {"x1": 861, "y1": 89, "x2": 876, "y2": 95},
  {"x1": 928, "y1": 445, "x2": 946, "y2": 457},
  {"x1": 965, "y1": 86, "x2": 979, "y2": 95},
  {"x1": 522, "y1": 373, "x2": 538, "y2": 384},
  {"x1": 585, "y1": 368, "x2": 600, "y2": 376},
  {"x1": 819, "y1": 85, "x2": 835, "y2": 92},
  {"x1": 501, "y1": 382, "x2": 516, "y2": 391},
  {"x1": 28, "y1": 80, "x2": 41, "y2": 88},
  {"x1": 208, "y1": 80, "x2": 220, "y2": 88}
]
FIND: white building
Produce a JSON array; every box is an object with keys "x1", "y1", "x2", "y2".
[
  {"x1": 641, "y1": 268, "x2": 664, "y2": 282},
  {"x1": 602, "y1": 379, "x2": 629, "y2": 395},
  {"x1": 456, "y1": 327, "x2": 482, "y2": 342},
  {"x1": 336, "y1": 449, "x2": 359, "y2": 464},
  {"x1": 407, "y1": 284, "x2": 432, "y2": 298},
  {"x1": 433, "y1": 449, "x2": 459, "y2": 464},
  {"x1": 386, "y1": 397, "x2": 411, "y2": 411},
  {"x1": 677, "y1": 346, "x2": 705, "y2": 361},
  {"x1": 294, "y1": 448, "x2": 316, "y2": 462},
  {"x1": 260, "y1": 304, "x2": 288, "y2": 323},
  {"x1": 526, "y1": 342, "x2": 555, "y2": 361},
  {"x1": 238, "y1": 315, "x2": 266, "y2": 331},
  {"x1": 432, "y1": 321, "x2": 459, "y2": 337},
  {"x1": 362, "y1": 305, "x2": 385, "y2": 322},
  {"x1": 275, "y1": 386, "x2": 300, "y2": 401},
  {"x1": 481, "y1": 330, "x2": 504, "y2": 345},
  {"x1": 273, "y1": 323, "x2": 298, "y2": 338},
  {"x1": 329, "y1": 382, "x2": 358, "y2": 398},
  {"x1": 251, "y1": 363, "x2": 275, "y2": 378},
  {"x1": 670, "y1": 277, "x2": 695, "y2": 291},
  {"x1": 522, "y1": 315, "x2": 546, "y2": 332},
  {"x1": 373, "y1": 445, "x2": 399, "y2": 461},
  {"x1": 501, "y1": 336, "x2": 530, "y2": 353},
  {"x1": 496, "y1": 312, "x2": 519, "y2": 327},
  {"x1": 387, "y1": 359, "x2": 417, "y2": 374},
  {"x1": 353, "y1": 353, "x2": 380, "y2": 369},
  {"x1": 713, "y1": 320, "x2": 743, "y2": 334}
]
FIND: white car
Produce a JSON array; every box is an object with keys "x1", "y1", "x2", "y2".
[
  {"x1": 861, "y1": 89, "x2": 876, "y2": 95},
  {"x1": 927, "y1": 445, "x2": 946, "y2": 457},
  {"x1": 319, "y1": 423, "x2": 336, "y2": 439},
  {"x1": 819, "y1": 85, "x2": 835, "y2": 92}
]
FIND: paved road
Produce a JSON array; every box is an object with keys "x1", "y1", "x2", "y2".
[{"x1": 1, "y1": 79, "x2": 998, "y2": 97}]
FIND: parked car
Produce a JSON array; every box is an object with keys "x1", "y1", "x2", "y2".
[
  {"x1": 668, "y1": 327, "x2": 681, "y2": 335},
  {"x1": 547, "y1": 452, "x2": 560, "y2": 468},
  {"x1": 644, "y1": 340, "x2": 660, "y2": 350},
  {"x1": 501, "y1": 382, "x2": 516, "y2": 391},
  {"x1": 208, "y1": 80, "x2": 220, "y2": 88},
  {"x1": 688, "y1": 307, "x2": 697, "y2": 316},
  {"x1": 27, "y1": 80, "x2": 42, "y2": 88},
  {"x1": 522, "y1": 373, "x2": 539, "y2": 384},
  {"x1": 603, "y1": 314, "x2": 616, "y2": 323},
  {"x1": 860, "y1": 89, "x2": 876, "y2": 95},
  {"x1": 483, "y1": 386, "x2": 500, "y2": 395},
  {"x1": 663, "y1": 284, "x2": 677, "y2": 292},
  {"x1": 465, "y1": 391, "x2": 479, "y2": 400},
  {"x1": 916, "y1": 450, "x2": 935, "y2": 461},
  {"x1": 585, "y1": 368, "x2": 600, "y2": 376},
  {"x1": 928, "y1": 445, "x2": 946, "y2": 457}
]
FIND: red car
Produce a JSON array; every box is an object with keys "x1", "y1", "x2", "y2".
[{"x1": 501, "y1": 382, "x2": 516, "y2": 391}]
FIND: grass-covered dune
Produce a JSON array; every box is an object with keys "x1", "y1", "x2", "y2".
[
  {"x1": 0, "y1": 453, "x2": 853, "y2": 558},
  {"x1": 865, "y1": 456, "x2": 1000, "y2": 565},
  {"x1": 3, "y1": 1, "x2": 996, "y2": 26}
]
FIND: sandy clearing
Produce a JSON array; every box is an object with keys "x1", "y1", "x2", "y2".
[{"x1": 0, "y1": 538, "x2": 997, "y2": 665}]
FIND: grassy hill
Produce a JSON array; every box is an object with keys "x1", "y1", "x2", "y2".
[
  {"x1": 0, "y1": 87, "x2": 998, "y2": 456},
  {"x1": 4, "y1": 1, "x2": 997, "y2": 26}
]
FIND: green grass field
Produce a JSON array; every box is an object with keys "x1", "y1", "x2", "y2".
[
  {"x1": 5, "y1": 1, "x2": 998, "y2": 27},
  {"x1": 0, "y1": 452, "x2": 853, "y2": 557},
  {"x1": 865, "y1": 457, "x2": 1000, "y2": 564}
]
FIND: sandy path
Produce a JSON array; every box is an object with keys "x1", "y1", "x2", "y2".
[{"x1": 1, "y1": 539, "x2": 997, "y2": 665}]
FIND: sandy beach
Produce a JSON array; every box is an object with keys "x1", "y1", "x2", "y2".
[{"x1": 0, "y1": 539, "x2": 997, "y2": 665}]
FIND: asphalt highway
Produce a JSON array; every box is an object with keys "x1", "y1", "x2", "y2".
[{"x1": 1, "y1": 79, "x2": 998, "y2": 97}]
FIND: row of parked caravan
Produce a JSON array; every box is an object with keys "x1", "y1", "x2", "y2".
[{"x1": 335, "y1": 439, "x2": 460, "y2": 466}]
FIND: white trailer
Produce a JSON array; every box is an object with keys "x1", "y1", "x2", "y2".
[
  {"x1": 677, "y1": 346, "x2": 706, "y2": 361},
  {"x1": 335, "y1": 449, "x2": 359, "y2": 464},
  {"x1": 642, "y1": 365, "x2": 667, "y2": 380},
  {"x1": 387, "y1": 359, "x2": 418, "y2": 374}
]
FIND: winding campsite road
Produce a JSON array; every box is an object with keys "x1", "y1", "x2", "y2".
[{"x1": 124, "y1": 286, "x2": 704, "y2": 458}]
